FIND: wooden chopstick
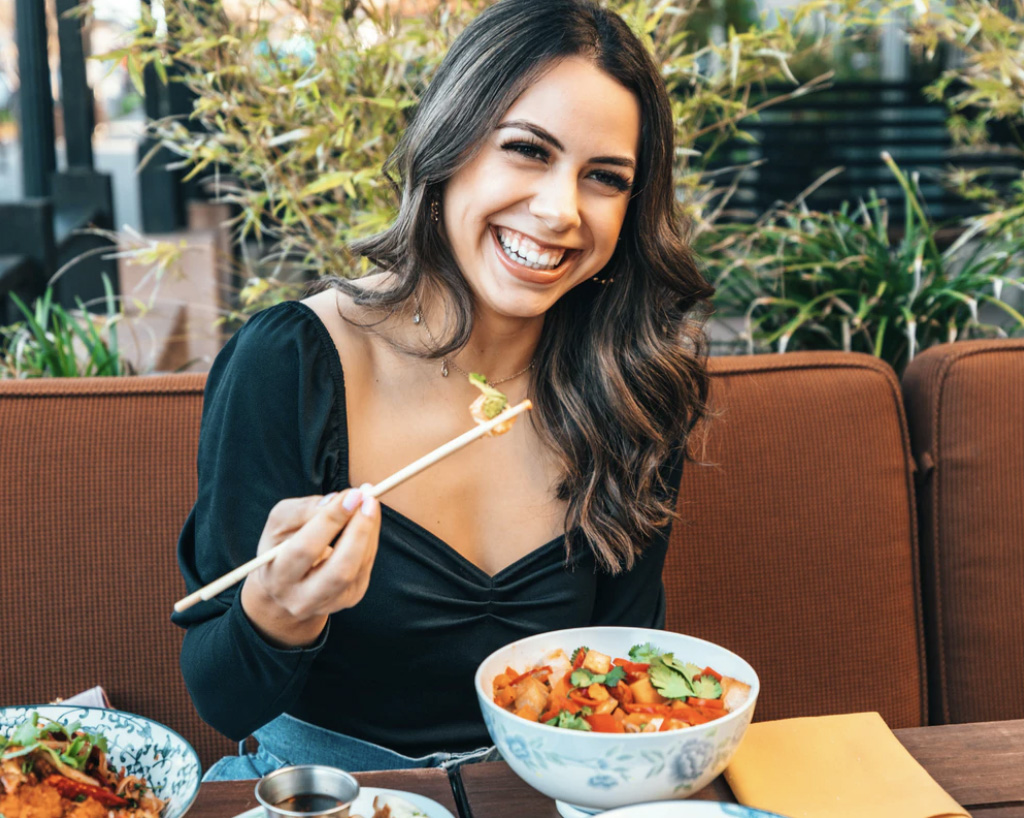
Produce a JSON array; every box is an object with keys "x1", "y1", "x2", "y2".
[{"x1": 173, "y1": 399, "x2": 533, "y2": 613}]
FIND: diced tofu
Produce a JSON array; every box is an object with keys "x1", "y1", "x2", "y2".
[
  {"x1": 720, "y1": 676, "x2": 752, "y2": 712},
  {"x1": 546, "y1": 649, "x2": 573, "y2": 679},
  {"x1": 515, "y1": 675, "x2": 548, "y2": 715},
  {"x1": 628, "y1": 676, "x2": 667, "y2": 704},
  {"x1": 583, "y1": 649, "x2": 612, "y2": 675},
  {"x1": 647, "y1": 717, "x2": 664, "y2": 731}
]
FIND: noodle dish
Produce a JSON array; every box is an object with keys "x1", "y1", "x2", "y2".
[{"x1": 0, "y1": 706, "x2": 200, "y2": 818}]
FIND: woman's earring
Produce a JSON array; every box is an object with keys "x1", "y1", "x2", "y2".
[{"x1": 430, "y1": 196, "x2": 441, "y2": 224}]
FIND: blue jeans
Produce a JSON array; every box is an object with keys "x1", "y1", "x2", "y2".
[{"x1": 203, "y1": 712, "x2": 502, "y2": 781}]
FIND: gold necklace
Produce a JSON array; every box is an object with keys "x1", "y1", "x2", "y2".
[{"x1": 413, "y1": 308, "x2": 535, "y2": 385}]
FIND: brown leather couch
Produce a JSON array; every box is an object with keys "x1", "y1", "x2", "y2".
[
  {"x1": 2, "y1": 345, "x2": 1020, "y2": 770},
  {"x1": 901, "y1": 339, "x2": 1024, "y2": 726}
]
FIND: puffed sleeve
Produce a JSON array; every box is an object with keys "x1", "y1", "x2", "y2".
[
  {"x1": 589, "y1": 450, "x2": 685, "y2": 629},
  {"x1": 171, "y1": 302, "x2": 345, "y2": 741}
]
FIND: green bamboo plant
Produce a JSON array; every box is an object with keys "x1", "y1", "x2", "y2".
[
  {"x1": 0, "y1": 275, "x2": 129, "y2": 378},
  {"x1": 702, "y1": 153, "x2": 1024, "y2": 372},
  {"x1": 87, "y1": 0, "x2": 901, "y2": 284},
  {"x1": 909, "y1": 0, "x2": 1024, "y2": 208}
]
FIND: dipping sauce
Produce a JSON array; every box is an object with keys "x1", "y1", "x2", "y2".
[{"x1": 273, "y1": 794, "x2": 345, "y2": 812}]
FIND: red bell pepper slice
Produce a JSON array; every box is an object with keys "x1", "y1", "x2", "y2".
[
  {"x1": 612, "y1": 658, "x2": 651, "y2": 674},
  {"x1": 571, "y1": 648, "x2": 588, "y2": 671},
  {"x1": 701, "y1": 666, "x2": 723, "y2": 682},
  {"x1": 44, "y1": 775, "x2": 129, "y2": 808},
  {"x1": 687, "y1": 697, "x2": 724, "y2": 710},
  {"x1": 568, "y1": 689, "x2": 602, "y2": 708},
  {"x1": 584, "y1": 713, "x2": 625, "y2": 733},
  {"x1": 623, "y1": 703, "x2": 672, "y2": 717},
  {"x1": 669, "y1": 703, "x2": 713, "y2": 725},
  {"x1": 508, "y1": 665, "x2": 552, "y2": 686}
]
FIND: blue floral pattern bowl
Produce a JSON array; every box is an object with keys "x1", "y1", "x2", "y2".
[
  {"x1": 598, "y1": 802, "x2": 786, "y2": 817},
  {"x1": 0, "y1": 704, "x2": 201, "y2": 818},
  {"x1": 474, "y1": 627, "x2": 760, "y2": 813}
]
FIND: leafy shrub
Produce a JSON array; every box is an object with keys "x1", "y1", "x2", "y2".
[
  {"x1": 703, "y1": 153, "x2": 1024, "y2": 371},
  {"x1": 94, "y1": 0, "x2": 899, "y2": 278}
]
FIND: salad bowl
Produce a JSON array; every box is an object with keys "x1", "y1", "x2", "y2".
[{"x1": 474, "y1": 627, "x2": 759, "y2": 814}]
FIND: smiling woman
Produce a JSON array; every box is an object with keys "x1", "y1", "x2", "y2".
[
  {"x1": 172, "y1": 0, "x2": 714, "y2": 782},
  {"x1": 444, "y1": 58, "x2": 639, "y2": 305}
]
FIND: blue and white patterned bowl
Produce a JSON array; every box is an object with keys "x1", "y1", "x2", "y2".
[
  {"x1": 0, "y1": 705, "x2": 201, "y2": 818},
  {"x1": 475, "y1": 627, "x2": 760, "y2": 813},
  {"x1": 599, "y1": 802, "x2": 786, "y2": 817}
]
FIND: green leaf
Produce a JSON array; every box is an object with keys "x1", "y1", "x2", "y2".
[
  {"x1": 9, "y1": 714, "x2": 40, "y2": 747},
  {"x1": 544, "y1": 709, "x2": 592, "y2": 731},
  {"x1": 127, "y1": 54, "x2": 145, "y2": 95},
  {"x1": 691, "y1": 675, "x2": 723, "y2": 699},
  {"x1": 628, "y1": 643, "x2": 661, "y2": 663},
  {"x1": 300, "y1": 172, "x2": 354, "y2": 199},
  {"x1": 649, "y1": 659, "x2": 694, "y2": 699},
  {"x1": 570, "y1": 665, "x2": 627, "y2": 689},
  {"x1": 602, "y1": 665, "x2": 627, "y2": 687},
  {"x1": 661, "y1": 653, "x2": 702, "y2": 680}
]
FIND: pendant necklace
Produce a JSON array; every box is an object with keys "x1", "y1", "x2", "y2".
[{"x1": 413, "y1": 308, "x2": 535, "y2": 385}]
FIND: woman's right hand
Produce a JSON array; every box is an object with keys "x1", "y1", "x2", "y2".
[{"x1": 239, "y1": 486, "x2": 381, "y2": 648}]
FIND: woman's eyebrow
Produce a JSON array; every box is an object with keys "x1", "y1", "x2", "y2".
[{"x1": 496, "y1": 119, "x2": 636, "y2": 170}]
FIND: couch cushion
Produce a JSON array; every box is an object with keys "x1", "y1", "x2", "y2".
[
  {"x1": 666, "y1": 352, "x2": 927, "y2": 728},
  {"x1": 901, "y1": 339, "x2": 1024, "y2": 724},
  {"x1": 0, "y1": 375, "x2": 235, "y2": 769}
]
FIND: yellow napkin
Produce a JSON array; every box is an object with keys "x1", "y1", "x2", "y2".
[{"x1": 723, "y1": 712, "x2": 968, "y2": 818}]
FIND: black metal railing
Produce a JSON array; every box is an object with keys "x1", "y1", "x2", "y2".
[
  {"x1": 702, "y1": 81, "x2": 1022, "y2": 223},
  {"x1": 0, "y1": 0, "x2": 116, "y2": 320}
]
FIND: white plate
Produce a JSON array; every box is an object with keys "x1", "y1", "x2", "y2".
[
  {"x1": 594, "y1": 802, "x2": 788, "y2": 817},
  {"x1": 232, "y1": 786, "x2": 456, "y2": 818}
]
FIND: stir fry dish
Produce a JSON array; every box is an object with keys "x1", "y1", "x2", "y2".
[
  {"x1": 0, "y1": 713, "x2": 166, "y2": 818},
  {"x1": 493, "y1": 643, "x2": 751, "y2": 733}
]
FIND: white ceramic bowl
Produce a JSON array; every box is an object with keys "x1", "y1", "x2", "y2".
[
  {"x1": 0, "y1": 704, "x2": 201, "y2": 818},
  {"x1": 474, "y1": 627, "x2": 759, "y2": 813},
  {"x1": 599, "y1": 802, "x2": 784, "y2": 817}
]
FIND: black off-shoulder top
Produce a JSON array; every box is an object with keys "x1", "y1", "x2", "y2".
[{"x1": 172, "y1": 300, "x2": 683, "y2": 757}]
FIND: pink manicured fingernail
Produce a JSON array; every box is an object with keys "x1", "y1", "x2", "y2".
[
  {"x1": 360, "y1": 495, "x2": 377, "y2": 517},
  {"x1": 342, "y1": 489, "x2": 363, "y2": 511},
  {"x1": 317, "y1": 492, "x2": 337, "y2": 507}
]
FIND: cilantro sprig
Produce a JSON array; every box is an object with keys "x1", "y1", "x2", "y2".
[
  {"x1": 545, "y1": 708, "x2": 592, "y2": 731},
  {"x1": 627, "y1": 642, "x2": 660, "y2": 663},
  {"x1": 570, "y1": 665, "x2": 626, "y2": 690},
  {"x1": 648, "y1": 659, "x2": 695, "y2": 699},
  {"x1": 627, "y1": 645, "x2": 724, "y2": 701}
]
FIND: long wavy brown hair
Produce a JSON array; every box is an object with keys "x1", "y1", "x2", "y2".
[{"x1": 325, "y1": 0, "x2": 714, "y2": 573}]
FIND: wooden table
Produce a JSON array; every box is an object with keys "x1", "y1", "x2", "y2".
[{"x1": 184, "y1": 720, "x2": 1024, "y2": 818}]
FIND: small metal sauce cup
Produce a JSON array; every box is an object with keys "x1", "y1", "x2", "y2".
[{"x1": 254, "y1": 765, "x2": 360, "y2": 818}]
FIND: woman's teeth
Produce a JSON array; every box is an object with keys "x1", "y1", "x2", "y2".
[{"x1": 496, "y1": 228, "x2": 566, "y2": 270}]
